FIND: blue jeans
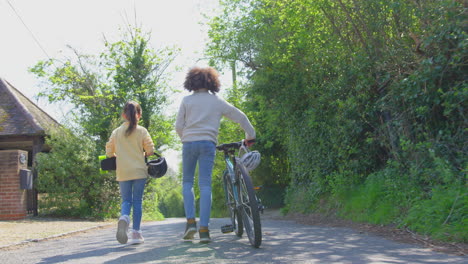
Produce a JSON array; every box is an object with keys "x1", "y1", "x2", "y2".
[
  {"x1": 182, "y1": 141, "x2": 216, "y2": 227},
  {"x1": 119, "y1": 178, "x2": 146, "y2": 231}
]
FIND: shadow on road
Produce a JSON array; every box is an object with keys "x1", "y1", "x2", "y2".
[{"x1": 4, "y1": 218, "x2": 467, "y2": 264}]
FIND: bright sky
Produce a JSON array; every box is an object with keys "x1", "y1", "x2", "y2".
[
  {"x1": 0, "y1": 0, "x2": 228, "y2": 169},
  {"x1": 0, "y1": 0, "x2": 229, "y2": 116}
]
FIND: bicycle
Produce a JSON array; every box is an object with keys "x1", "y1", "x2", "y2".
[{"x1": 217, "y1": 140, "x2": 263, "y2": 248}]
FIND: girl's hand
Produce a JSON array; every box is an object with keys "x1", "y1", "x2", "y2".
[{"x1": 245, "y1": 139, "x2": 255, "y2": 147}]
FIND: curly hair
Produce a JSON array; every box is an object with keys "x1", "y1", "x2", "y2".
[{"x1": 183, "y1": 67, "x2": 221, "y2": 93}]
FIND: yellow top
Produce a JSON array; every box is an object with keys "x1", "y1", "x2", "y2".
[{"x1": 105, "y1": 122, "x2": 154, "y2": 181}]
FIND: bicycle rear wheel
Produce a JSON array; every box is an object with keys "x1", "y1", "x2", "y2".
[
  {"x1": 223, "y1": 173, "x2": 243, "y2": 237},
  {"x1": 236, "y1": 163, "x2": 262, "y2": 248}
]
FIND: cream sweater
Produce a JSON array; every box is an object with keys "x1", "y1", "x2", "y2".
[
  {"x1": 175, "y1": 91, "x2": 256, "y2": 143},
  {"x1": 105, "y1": 122, "x2": 154, "y2": 181}
]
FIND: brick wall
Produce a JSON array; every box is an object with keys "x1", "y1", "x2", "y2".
[{"x1": 0, "y1": 150, "x2": 28, "y2": 220}]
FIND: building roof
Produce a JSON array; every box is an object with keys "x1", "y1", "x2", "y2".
[{"x1": 0, "y1": 78, "x2": 60, "y2": 137}]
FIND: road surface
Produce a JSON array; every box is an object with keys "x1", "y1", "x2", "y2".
[{"x1": 1, "y1": 217, "x2": 466, "y2": 263}]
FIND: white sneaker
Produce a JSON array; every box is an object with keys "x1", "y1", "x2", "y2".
[
  {"x1": 129, "y1": 230, "x2": 144, "y2": 244},
  {"x1": 116, "y1": 215, "x2": 130, "y2": 244}
]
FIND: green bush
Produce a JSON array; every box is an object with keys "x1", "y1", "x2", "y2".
[
  {"x1": 256, "y1": 185, "x2": 285, "y2": 209},
  {"x1": 404, "y1": 185, "x2": 467, "y2": 242},
  {"x1": 339, "y1": 172, "x2": 405, "y2": 225},
  {"x1": 156, "y1": 176, "x2": 185, "y2": 218},
  {"x1": 283, "y1": 184, "x2": 320, "y2": 214},
  {"x1": 208, "y1": 0, "x2": 466, "y2": 242},
  {"x1": 36, "y1": 129, "x2": 120, "y2": 219},
  {"x1": 36, "y1": 129, "x2": 172, "y2": 220}
]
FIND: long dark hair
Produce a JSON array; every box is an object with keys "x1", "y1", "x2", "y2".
[{"x1": 123, "y1": 101, "x2": 142, "y2": 136}]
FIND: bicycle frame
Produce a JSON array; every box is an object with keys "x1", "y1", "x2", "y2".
[{"x1": 222, "y1": 149, "x2": 240, "y2": 209}]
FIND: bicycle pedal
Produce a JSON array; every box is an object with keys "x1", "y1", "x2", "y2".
[
  {"x1": 221, "y1": 224, "x2": 235, "y2": 233},
  {"x1": 258, "y1": 204, "x2": 265, "y2": 214}
]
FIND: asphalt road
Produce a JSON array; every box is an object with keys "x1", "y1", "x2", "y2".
[{"x1": 1, "y1": 217, "x2": 466, "y2": 264}]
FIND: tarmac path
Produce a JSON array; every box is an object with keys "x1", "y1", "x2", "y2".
[{"x1": 0, "y1": 217, "x2": 466, "y2": 264}]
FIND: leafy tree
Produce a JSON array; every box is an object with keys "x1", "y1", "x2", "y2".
[
  {"x1": 31, "y1": 25, "x2": 183, "y2": 219},
  {"x1": 30, "y1": 26, "x2": 178, "y2": 149},
  {"x1": 207, "y1": 0, "x2": 467, "y2": 241}
]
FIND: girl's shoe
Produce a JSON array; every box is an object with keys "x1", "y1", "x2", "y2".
[
  {"x1": 116, "y1": 215, "x2": 130, "y2": 244},
  {"x1": 129, "y1": 230, "x2": 145, "y2": 244}
]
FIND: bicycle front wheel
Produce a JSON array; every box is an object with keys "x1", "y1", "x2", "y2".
[{"x1": 236, "y1": 162, "x2": 262, "y2": 248}]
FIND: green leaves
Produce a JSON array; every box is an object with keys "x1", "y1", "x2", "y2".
[
  {"x1": 30, "y1": 25, "x2": 178, "y2": 149},
  {"x1": 30, "y1": 25, "x2": 181, "y2": 219},
  {"x1": 207, "y1": 0, "x2": 467, "y2": 241},
  {"x1": 36, "y1": 128, "x2": 119, "y2": 218}
]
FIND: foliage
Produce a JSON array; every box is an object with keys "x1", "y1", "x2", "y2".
[
  {"x1": 207, "y1": 0, "x2": 467, "y2": 242},
  {"x1": 36, "y1": 129, "x2": 120, "y2": 219},
  {"x1": 154, "y1": 173, "x2": 185, "y2": 218},
  {"x1": 30, "y1": 26, "x2": 178, "y2": 150},
  {"x1": 32, "y1": 25, "x2": 181, "y2": 220},
  {"x1": 404, "y1": 184, "x2": 467, "y2": 242},
  {"x1": 36, "y1": 129, "x2": 181, "y2": 220}
]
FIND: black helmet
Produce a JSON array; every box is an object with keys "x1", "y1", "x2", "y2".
[{"x1": 147, "y1": 157, "x2": 167, "y2": 178}]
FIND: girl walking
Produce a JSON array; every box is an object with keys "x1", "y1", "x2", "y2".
[
  {"x1": 175, "y1": 67, "x2": 256, "y2": 243},
  {"x1": 106, "y1": 101, "x2": 155, "y2": 244}
]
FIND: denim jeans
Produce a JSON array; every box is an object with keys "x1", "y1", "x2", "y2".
[
  {"x1": 182, "y1": 140, "x2": 216, "y2": 227},
  {"x1": 119, "y1": 178, "x2": 146, "y2": 231}
]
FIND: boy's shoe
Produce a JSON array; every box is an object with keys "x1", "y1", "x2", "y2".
[
  {"x1": 116, "y1": 215, "x2": 130, "y2": 244},
  {"x1": 129, "y1": 230, "x2": 145, "y2": 244},
  {"x1": 199, "y1": 229, "x2": 211, "y2": 243},
  {"x1": 183, "y1": 219, "x2": 197, "y2": 240}
]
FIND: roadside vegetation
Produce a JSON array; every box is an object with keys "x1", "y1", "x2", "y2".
[
  {"x1": 32, "y1": 26, "x2": 182, "y2": 220},
  {"x1": 31, "y1": 0, "x2": 466, "y2": 244},
  {"x1": 206, "y1": 0, "x2": 466, "y2": 243}
]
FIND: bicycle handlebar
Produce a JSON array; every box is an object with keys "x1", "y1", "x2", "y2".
[
  {"x1": 216, "y1": 141, "x2": 242, "y2": 151},
  {"x1": 216, "y1": 139, "x2": 255, "y2": 152}
]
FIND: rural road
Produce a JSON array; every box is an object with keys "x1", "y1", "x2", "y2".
[{"x1": 0, "y1": 217, "x2": 466, "y2": 264}]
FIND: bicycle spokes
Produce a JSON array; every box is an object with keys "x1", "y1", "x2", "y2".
[
  {"x1": 237, "y1": 169, "x2": 262, "y2": 248},
  {"x1": 222, "y1": 172, "x2": 243, "y2": 237}
]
